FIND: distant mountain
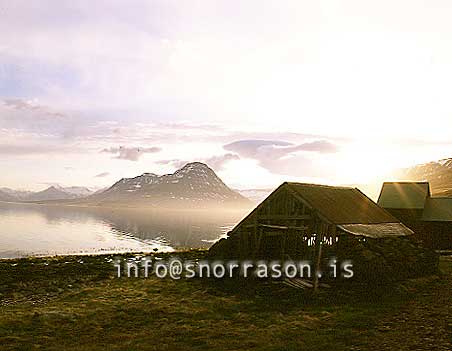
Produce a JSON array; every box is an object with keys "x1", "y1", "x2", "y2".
[
  {"x1": 0, "y1": 189, "x2": 16, "y2": 202},
  {"x1": 0, "y1": 187, "x2": 33, "y2": 200},
  {"x1": 236, "y1": 188, "x2": 273, "y2": 204},
  {"x1": 0, "y1": 163, "x2": 250, "y2": 208},
  {"x1": 25, "y1": 186, "x2": 80, "y2": 201},
  {"x1": 91, "y1": 162, "x2": 252, "y2": 208},
  {"x1": 62, "y1": 186, "x2": 93, "y2": 197},
  {"x1": 398, "y1": 158, "x2": 452, "y2": 196},
  {"x1": 0, "y1": 185, "x2": 94, "y2": 202}
]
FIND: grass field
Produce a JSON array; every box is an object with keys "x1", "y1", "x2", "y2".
[{"x1": 0, "y1": 251, "x2": 451, "y2": 350}]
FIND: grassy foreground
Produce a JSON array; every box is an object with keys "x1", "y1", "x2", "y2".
[{"x1": 0, "y1": 251, "x2": 451, "y2": 351}]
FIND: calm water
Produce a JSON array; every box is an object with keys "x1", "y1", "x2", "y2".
[{"x1": 0, "y1": 202, "x2": 245, "y2": 258}]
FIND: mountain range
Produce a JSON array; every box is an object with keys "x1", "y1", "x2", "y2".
[
  {"x1": 0, "y1": 185, "x2": 93, "y2": 202},
  {"x1": 397, "y1": 158, "x2": 452, "y2": 196},
  {"x1": 89, "y1": 162, "x2": 251, "y2": 208},
  {"x1": 3, "y1": 158, "x2": 452, "y2": 208},
  {"x1": 0, "y1": 162, "x2": 251, "y2": 209}
]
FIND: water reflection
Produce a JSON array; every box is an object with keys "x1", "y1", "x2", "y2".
[{"x1": 0, "y1": 202, "x2": 246, "y2": 258}]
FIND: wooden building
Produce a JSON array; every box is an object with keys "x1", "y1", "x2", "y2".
[
  {"x1": 378, "y1": 182, "x2": 452, "y2": 249},
  {"x1": 209, "y1": 182, "x2": 442, "y2": 287},
  {"x1": 421, "y1": 197, "x2": 452, "y2": 249},
  {"x1": 211, "y1": 182, "x2": 413, "y2": 261},
  {"x1": 377, "y1": 182, "x2": 430, "y2": 229}
]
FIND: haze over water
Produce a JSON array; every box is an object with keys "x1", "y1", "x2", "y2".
[{"x1": 0, "y1": 202, "x2": 243, "y2": 259}]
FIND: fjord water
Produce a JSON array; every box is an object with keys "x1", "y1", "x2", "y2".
[{"x1": 0, "y1": 202, "x2": 244, "y2": 258}]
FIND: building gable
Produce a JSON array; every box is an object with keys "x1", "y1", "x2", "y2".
[{"x1": 378, "y1": 182, "x2": 430, "y2": 210}]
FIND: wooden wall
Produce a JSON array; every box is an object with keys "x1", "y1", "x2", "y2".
[{"x1": 232, "y1": 187, "x2": 339, "y2": 260}]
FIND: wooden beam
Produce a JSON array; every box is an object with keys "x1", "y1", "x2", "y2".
[
  {"x1": 256, "y1": 214, "x2": 312, "y2": 220},
  {"x1": 258, "y1": 224, "x2": 288, "y2": 230},
  {"x1": 229, "y1": 183, "x2": 288, "y2": 236},
  {"x1": 242, "y1": 223, "x2": 309, "y2": 231},
  {"x1": 284, "y1": 185, "x2": 332, "y2": 225}
]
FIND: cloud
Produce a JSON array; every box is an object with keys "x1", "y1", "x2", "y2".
[
  {"x1": 94, "y1": 172, "x2": 110, "y2": 178},
  {"x1": 0, "y1": 143, "x2": 72, "y2": 155},
  {"x1": 1, "y1": 97, "x2": 342, "y2": 150},
  {"x1": 203, "y1": 153, "x2": 240, "y2": 170},
  {"x1": 224, "y1": 139, "x2": 337, "y2": 158},
  {"x1": 3, "y1": 98, "x2": 40, "y2": 110},
  {"x1": 223, "y1": 140, "x2": 292, "y2": 158},
  {"x1": 157, "y1": 139, "x2": 337, "y2": 176},
  {"x1": 101, "y1": 146, "x2": 161, "y2": 161},
  {"x1": 0, "y1": 98, "x2": 73, "y2": 138},
  {"x1": 157, "y1": 153, "x2": 239, "y2": 172},
  {"x1": 223, "y1": 139, "x2": 338, "y2": 177},
  {"x1": 292, "y1": 140, "x2": 338, "y2": 153},
  {"x1": 2, "y1": 98, "x2": 66, "y2": 118},
  {"x1": 2, "y1": 1, "x2": 452, "y2": 144},
  {"x1": 156, "y1": 159, "x2": 188, "y2": 169}
]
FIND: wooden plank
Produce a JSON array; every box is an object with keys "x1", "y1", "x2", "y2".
[
  {"x1": 281, "y1": 232, "x2": 286, "y2": 260},
  {"x1": 292, "y1": 278, "x2": 314, "y2": 288},
  {"x1": 259, "y1": 224, "x2": 288, "y2": 230},
  {"x1": 228, "y1": 185, "x2": 285, "y2": 235},
  {"x1": 283, "y1": 279, "x2": 306, "y2": 290},
  {"x1": 243, "y1": 232, "x2": 249, "y2": 258},
  {"x1": 230, "y1": 184, "x2": 315, "y2": 236},
  {"x1": 253, "y1": 227, "x2": 263, "y2": 259},
  {"x1": 256, "y1": 214, "x2": 311, "y2": 220},
  {"x1": 243, "y1": 224, "x2": 309, "y2": 231},
  {"x1": 283, "y1": 278, "x2": 330, "y2": 290}
]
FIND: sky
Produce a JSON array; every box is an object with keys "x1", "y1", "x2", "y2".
[{"x1": 1, "y1": 0, "x2": 452, "y2": 192}]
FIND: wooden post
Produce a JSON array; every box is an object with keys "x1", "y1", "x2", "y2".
[
  {"x1": 313, "y1": 221, "x2": 323, "y2": 293},
  {"x1": 253, "y1": 217, "x2": 258, "y2": 246},
  {"x1": 238, "y1": 231, "x2": 243, "y2": 259},
  {"x1": 281, "y1": 230, "x2": 287, "y2": 260}
]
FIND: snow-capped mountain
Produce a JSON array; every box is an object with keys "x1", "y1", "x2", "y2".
[
  {"x1": 92, "y1": 162, "x2": 251, "y2": 208},
  {"x1": 25, "y1": 186, "x2": 80, "y2": 201},
  {"x1": 0, "y1": 185, "x2": 94, "y2": 202},
  {"x1": 0, "y1": 163, "x2": 249, "y2": 208},
  {"x1": 0, "y1": 189, "x2": 17, "y2": 202},
  {"x1": 61, "y1": 186, "x2": 93, "y2": 197},
  {"x1": 398, "y1": 158, "x2": 452, "y2": 195},
  {"x1": 0, "y1": 187, "x2": 33, "y2": 200}
]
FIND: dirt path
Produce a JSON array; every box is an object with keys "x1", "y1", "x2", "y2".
[{"x1": 363, "y1": 257, "x2": 452, "y2": 351}]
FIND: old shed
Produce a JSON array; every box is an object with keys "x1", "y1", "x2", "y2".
[{"x1": 209, "y1": 183, "x2": 439, "y2": 283}]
